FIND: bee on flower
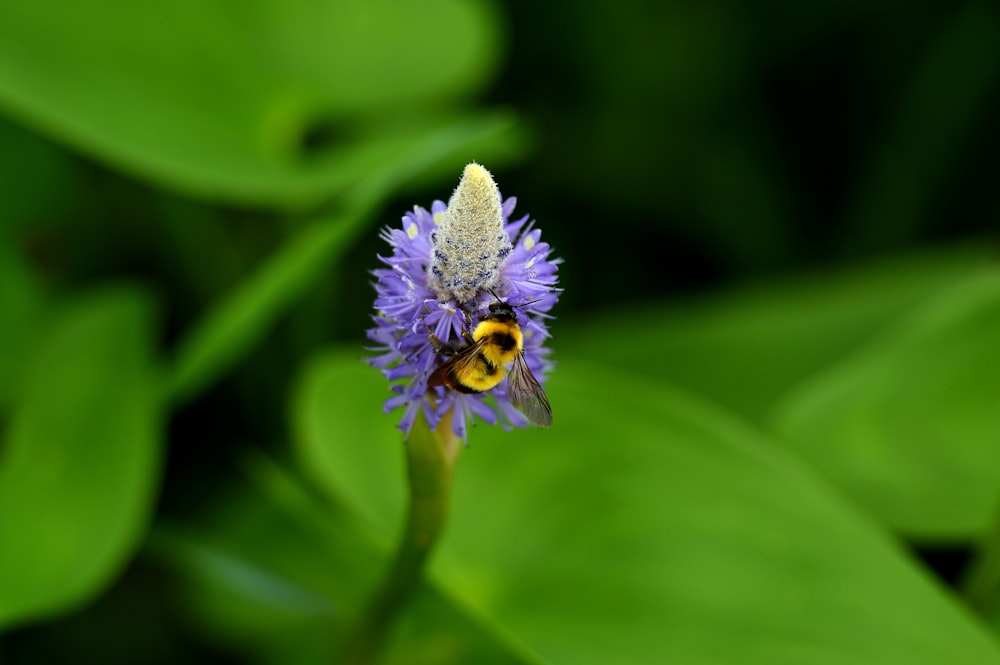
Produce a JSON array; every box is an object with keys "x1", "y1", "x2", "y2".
[{"x1": 367, "y1": 163, "x2": 560, "y2": 440}]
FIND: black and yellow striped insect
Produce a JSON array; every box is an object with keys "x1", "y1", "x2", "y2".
[{"x1": 427, "y1": 299, "x2": 552, "y2": 427}]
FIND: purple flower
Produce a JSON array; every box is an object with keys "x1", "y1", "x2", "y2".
[{"x1": 367, "y1": 163, "x2": 560, "y2": 440}]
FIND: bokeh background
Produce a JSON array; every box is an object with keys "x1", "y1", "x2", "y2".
[{"x1": 1, "y1": 1, "x2": 999, "y2": 663}]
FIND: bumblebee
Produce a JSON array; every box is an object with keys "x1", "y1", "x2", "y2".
[{"x1": 427, "y1": 300, "x2": 553, "y2": 427}]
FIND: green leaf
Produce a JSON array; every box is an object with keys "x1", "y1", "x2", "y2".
[
  {"x1": 557, "y1": 243, "x2": 994, "y2": 423},
  {"x1": 294, "y1": 349, "x2": 1000, "y2": 664},
  {"x1": 0, "y1": 0, "x2": 502, "y2": 207},
  {"x1": 168, "y1": 214, "x2": 363, "y2": 404},
  {"x1": 0, "y1": 287, "x2": 163, "y2": 628},
  {"x1": 293, "y1": 353, "x2": 406, "y2": 540},
  {"x1": 773, "y1": 271, "x2": 1000, "y2": 540}
]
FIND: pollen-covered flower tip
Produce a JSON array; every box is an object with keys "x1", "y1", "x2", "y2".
[
  {"x1": 428, "y1": 163, "x2": 512, "y2": 310},
  {"x1": 367, "y1": 162, "x2": 561, "y2": 441}
]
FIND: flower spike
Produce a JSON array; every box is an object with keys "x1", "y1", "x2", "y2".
[{"x1": 367, "y1": 163, "x2": 560, "y2": 440}]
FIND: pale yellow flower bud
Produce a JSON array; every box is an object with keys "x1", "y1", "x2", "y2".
[{"x1": 427, "y1": 163, "x2": 512, "y2": 310}]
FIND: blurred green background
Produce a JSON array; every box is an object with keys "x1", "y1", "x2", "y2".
[{"x1": 1, "y1": 1, "x2": 999, "y2": 663}]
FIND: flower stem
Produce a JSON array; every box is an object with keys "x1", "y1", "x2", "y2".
[{"x1": 339, "y1": 410, "x2": 461, "y2": 665}]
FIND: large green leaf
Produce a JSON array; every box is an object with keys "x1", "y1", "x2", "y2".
[
  {"x1": 557, "y1": 243, "x2": 993, "y2": 423},
  {"x1": 773, "y1": 270, "x2": 1000, "y2": 540},
  {"x1": 293, "y1": 349, "x2": 1000, "y2": 664},
  {"x1": 0, "y1": 0, "x2": 501, "y2": 206},
  {"x1": 0, "y1": 288, "x2": 163, "y2": 628}
]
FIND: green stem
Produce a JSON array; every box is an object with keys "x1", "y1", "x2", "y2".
[{"x1": 339, "y1": 410, "x2": 461, "y2": 665}]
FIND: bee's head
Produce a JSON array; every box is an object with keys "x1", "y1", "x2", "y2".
[
  {"x1": 486, "y1": 300, "x2": 517, "y2": 322},
  {"x1": 478, "y1": 288, "x2": 517, "y2": 322}
]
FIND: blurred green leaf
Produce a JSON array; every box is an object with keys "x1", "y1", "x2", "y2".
[
  {"x1": 773, "y1": 270, "x2": 1000, "y2": 540},
  {"x1": 0, "y1": 246, "x2": 46, "y2": 409},
  {"x1": 149, "y1": 454, "x2": 539, "y2": 665},
  {"x1": 558, "y1": 243, "x2": 994, "y2": 423},
  {"x1": 168, "y1": 214, "x2": 362, "y2": 405},
  {"x1": 168, "y1": 111, "x2": 519, "y2": 404},
  {"x1": 0, "y1": 0, "x2": 502, "y2": 207},
  {"x1": 0, "y1": 288, "x2": 162, "y2": 628},
  {"x1": 148, "y1": 524, "x2": 343, "y2": 657},
  {"x1": 842, "y1": 2, "x2": 1000, "y2": 250},
  {"x1": 293, "y1": 359, "x2": 405, "y2": 541},
  {"x1": 293, "y1": 349, "x2": 1000, "y2": 664},
  {"x1": 0, "y1": 115, "x2": 79, "y2": 233}
]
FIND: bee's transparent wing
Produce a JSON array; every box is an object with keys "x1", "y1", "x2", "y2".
[{"x1": 507, "y1": 351, "x2": 553, "y2": 427}]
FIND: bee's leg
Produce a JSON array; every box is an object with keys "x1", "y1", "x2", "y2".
[
  {"x1": 427, "y1": 331, "x2": 458, "y2": 357},
  {"x1": 422, "y1": 318, "x2": 461, "y2": 357}
]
